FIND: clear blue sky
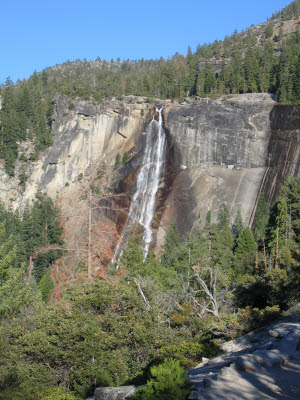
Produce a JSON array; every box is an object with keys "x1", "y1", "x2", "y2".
[{"x1": 0, "y1": 0, "x2": 293, "y2": 84}]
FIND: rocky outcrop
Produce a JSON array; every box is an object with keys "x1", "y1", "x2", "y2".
[
  {"x1": 188, "y1": 314, "x2": 300, "y2": 399},
  {"x1": 0, "y1": 93, "x2": 298, "y2": 253},
  {"x1": 164, "y1": 94, "x2": 273, "y2": 169},
  {"x1": 157, "y1": 94, "x2": 300, "y2": 242},
  {"x1": 94, "y1": 386, "x2": 136, "y2": 400},
  {"x1": 260, "y1": 105, "x2": 300, "y2": 204},
  {"x1": 0, "y1": 95, "x2": 154, "y2": 210}
]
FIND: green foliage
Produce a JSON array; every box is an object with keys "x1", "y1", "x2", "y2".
[
  {"x1": 0, "y1": 264, "x2": 42, "y2": 319},
  {"x1": 0, "y1": 169, "x2": 297, "y2": 400},
  {"x1": 133, "y1": 359, "x2": 192, "y2": 400},
  {"x1": 19, "y1": 167, "x2": 28, "y2": 191},
  {"x1": 0, "y1": 75, "x2": 53, "y2": 175},
  {"x1": 234, "y1": 227, "x2": 257, "y2": 275},
  {"x1": 157, "y1": 342, "x2": 221, "y2": 368},
  {"x1": 268, "y1": 175, "x2": 299, "y2": 268},
  {"x1": 253, "y1": 195, "x2": 269, "y2": 244},
  {"x1": 122, "y1": 151, "x2": 129, "y2": 164},
  {"x1": 217, "y1": 203, "x2": 230, "y2": 230},
  {"x1": 38, "y1": 274, "x2": 54, "y2": 302},
  {"x1": 19, "y1": 153, "x2": 28, "y2": 162},
  {"x1": 0, "y1": 279, "x2": 189, "y2": 398},
  {"x1": 234, "y1": 269, "x2": 289, "y2": 309},
  {"x1": 0, "y1": 3, "x2": 298, "y2": 178},
  {"x1": 237, "y1": 305, "x2": 281, "y2": 332},
  {"x1": 0, "y1": 222, "x2": 17, "y2": 284},
  {"x1": 0, "y1": 192, "x2": 63, "y2": 281},
  {"x1": 235, "y1": 227, "x2": 257, "y2": 256},
  {"x1": 115, "y1": 152, "x2": 120, "y2": 166},
  {"x1": 232, "y1": 210, "x2": 243, "y2": 238},
  {"x1": 161, "y1": 222, "x2": 181, "y2": 269},
  {"x1": 265, "y1": 21, "x2": 274, "y2": 38}
]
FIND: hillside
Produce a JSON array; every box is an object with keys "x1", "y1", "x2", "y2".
[
  {"x1": 0, "y1": 1, "x2": 299, "y2": 177},
  {"x1": 0, "y1": 2, "x2": 299, "y2": 400}
]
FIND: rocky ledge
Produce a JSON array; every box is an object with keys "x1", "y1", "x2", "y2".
[
  {"x1": 89, "y1": 313, "x2": 300, "y2": 400},
  {"x1": 188, "y1": 313, "x2": 300, "y2": 400}
]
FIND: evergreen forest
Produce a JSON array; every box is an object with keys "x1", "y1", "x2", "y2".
[
  {"x1": 0, "y1": 175, "x2": 299, "y2": 399},
  {"x1": 0, "y1": 1, "x2": 300, "y2": 175},
  {"x1": 0, "y1": 1, "x2": 299, "y2": 399}
]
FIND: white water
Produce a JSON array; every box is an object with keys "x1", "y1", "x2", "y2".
[{"x1": 114, "y1": 108, "x2": 166, "y2": 261}]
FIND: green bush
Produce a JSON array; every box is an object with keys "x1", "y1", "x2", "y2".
[
  {"x1": 0, "y1": 383, "x2": 79, "y2": 400},
  {"x1": 238, "y1": 305, "x2": 281, "y2": 332},
  {"x1": 19, "y1": 167, "x2": 28, "y2": 191},
  {"x1": 115, "y1": 153, "x2": 120, "y2": 166},
  {"x1": 77, "y1": 173, "x2": 83, "y2": 181},
  {"x1": 39, "y1": 387, "x2": 79, "y2": 400},
  {"x1": 39, "y1": 274, "x2": 54, "y2": 302},
  {"x1": 19, "y1": 153, "x2": 28, "y2": 162},
  {"x1": 157, "y1": 342, "x2": 221, "y2": 368},
  {"x1": 133, "y1": 358, "x2": 192, "y2": 400},
  {"x1": 122, "y1": 151, "x2": 129, "y2": 164}
]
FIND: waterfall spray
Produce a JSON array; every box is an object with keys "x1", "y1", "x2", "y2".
[{"x1": 114, "y1": 107, "x2": 166, "y2": 261}]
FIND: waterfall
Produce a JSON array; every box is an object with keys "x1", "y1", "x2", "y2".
[{"x1": 114, "y1": 107, "x2": 166, "y2": 261}]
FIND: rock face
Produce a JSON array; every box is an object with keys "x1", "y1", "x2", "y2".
[
  {"x1": 94, "y1": 386, "x2": 136, "y2": 400},
  {"x1": 164, "y1": 95, "x2": 272, "y2": 169},
  {"x1": 188, "y1": 314, "x2": 300, "y2": 400},
  {"x1": 0, "y1": 93, "x2": 298, "y2": 252},
  {"x1": 0, "y1": 95, "x2": 152, "y2": 210},
  {"x1": 157, "y1": 94, "x2": 300, "y2": 243}
]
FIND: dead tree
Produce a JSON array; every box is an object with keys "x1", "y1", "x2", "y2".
[
  {"x1": 134, "y1": 276, "x2": 151, "y2": 311},
  {"x1": 191, "y1": 264, "x2": 220, "y2": 318},
  {"x1": 44, "y1": 161, "x2": 127, "y2": 297}
]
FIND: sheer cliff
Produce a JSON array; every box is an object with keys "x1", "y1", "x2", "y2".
[{"x1": 0, "y1": 94, "x2": 299, "y2": 251}]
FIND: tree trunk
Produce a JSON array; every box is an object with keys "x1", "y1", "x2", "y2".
[
  {"x1": 28, "y1": 255, "x2": 33, "y2": 281},
  {"x1": 263, "y1": 239, "x2": 267, "y2": 273},
  {"x1": 275, "y1": 227, "x2": 279, "y2": 269}
]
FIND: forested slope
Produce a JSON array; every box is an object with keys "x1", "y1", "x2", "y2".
[
  {"x1": 0, "y1": 1, "x2": 299, "y2": 175},
  {"x1": 0, "y1": 174, "x2": 299, "y2": 399}
]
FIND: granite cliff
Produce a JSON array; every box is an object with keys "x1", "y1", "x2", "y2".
[{"x1": 0, "y1": 93, "x2": 299, "y2": 251}]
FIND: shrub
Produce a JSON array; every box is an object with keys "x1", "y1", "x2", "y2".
[
  {"x1": 157, "y1": 342, "x2": 221, "y2": 368},
  {"x1": 19, "y1": 167, "x2": 28, "y2": 191},
  {"x1": 39, "y1": 387, "x2": 79, "y2": 399},
  {"x1": 39, "y1": 274, "x2": 54, "y2": 302},
  {"x1": 115, "y1": 153, "x2": 120, "y2": 166},
  {"x1": 19, "y1": 153, "x2": 28, "y2": 162},
  {"x1": 122, "y1": 151, "x2": 129, "y2": 164},
  {"x1": 77, "y1": 173, "x2": 83, "y2": 181},
  {"x1": 133, "y1": 358, "x2": 192, "y2": 400},
  {"x1": 0, "y1": 383, "x2": 79, "y2": 400},
  {"x1": 238, "y1": 305, "x2": 281, "y2": 332}
]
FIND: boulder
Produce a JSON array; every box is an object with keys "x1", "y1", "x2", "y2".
[{"x1": 94, "y1": 386, "x2": 136, "y2": 400}]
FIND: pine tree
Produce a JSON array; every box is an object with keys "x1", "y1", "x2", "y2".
[
  {"x1": 0, "y1": 222, "x2": 17, "y2": 285},
  {"x1": 39, "y1": 273, "x2": 54, "y2": 302},
  {"x1": 234, "y1": 227, "x2": 257, "y2": 275},
  {"x1": 265, "y1": 21, "x2": 274, "y2": 38},
  {"x1": 232, "y1": 211, "x2": 243, "y2": 238},
  {"x1": 161, "y1": 222, "x2": 181, "y2": 269},
  {"x1": 217, "y1": 203, "x2": 230, "y2": 230}
]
